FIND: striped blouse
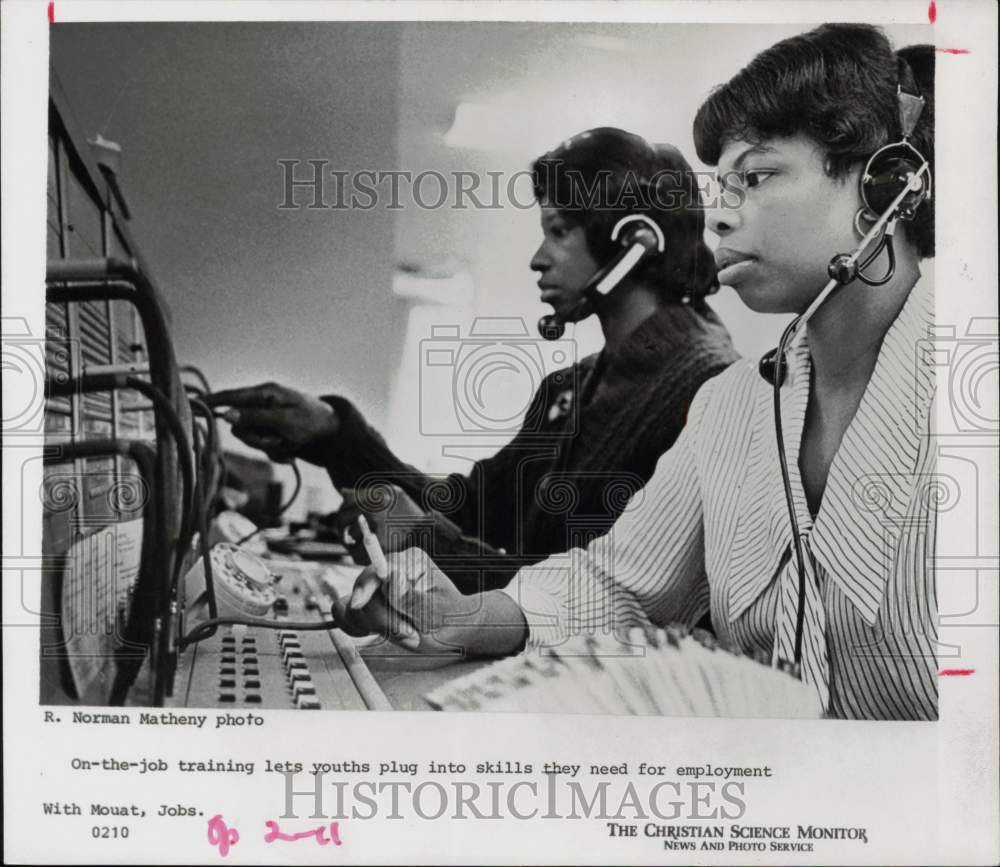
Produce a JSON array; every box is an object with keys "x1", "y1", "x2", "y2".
[{"x1": 501, "y1": 274, "x2": 938, "y2": 721}]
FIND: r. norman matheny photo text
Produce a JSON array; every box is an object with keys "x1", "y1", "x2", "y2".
[{"x1": 63, "y1": 711, "x2": 265, "y2": 729}]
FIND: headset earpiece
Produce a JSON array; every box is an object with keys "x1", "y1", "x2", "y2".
[
  {"x1": 610, "y1": 213, "x2": 666, "y2": 254},
  {"x1": 860, "y1": 140, "x2": 931, "y2": 220},
  {"x1": 859, "y1": 79, "x2": 932, "y2": 222}
]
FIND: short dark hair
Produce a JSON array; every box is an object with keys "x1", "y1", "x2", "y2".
[
  {"x1": 693, "y1": 24, "x2": 935, "y2": 258},
  {"x1": 531, "y1": 127, "x2": 719, "y2": 302}
]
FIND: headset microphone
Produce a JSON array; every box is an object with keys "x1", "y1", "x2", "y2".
[{"x1": 537, "y1": 214, "x2": 666, "y2": 340}]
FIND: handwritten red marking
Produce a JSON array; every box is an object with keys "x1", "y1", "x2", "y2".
[
  {"x1": 264, "y1": 819, "x2": 342, "y2": 846},
  {"x1": 206, "y1": 815, "x2": 240, "y2": 857},
  {"x1": 47, "y1": 2, "x2": 54, "y2": 23},
  {"x1": 928, "y1": 0, "x2": 936, "y2": 23},
  {"x1": 939, "y1": 668, "x2": 975, "y2": 676},
  {"x1": 936, "y1": 48, "x2": 971, "y2": 54}
]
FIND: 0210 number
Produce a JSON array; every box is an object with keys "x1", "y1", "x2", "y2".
[{"x1": 92, "y1": 826, "x2": 130, "y2": 839}]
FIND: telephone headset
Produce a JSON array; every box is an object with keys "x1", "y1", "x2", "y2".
[
  {"x1": 759, "y1": 61, "x2": 932, "y2": 676},
  {"x1": 537, "y1": 213, "x2": 666, "y2": 340}
]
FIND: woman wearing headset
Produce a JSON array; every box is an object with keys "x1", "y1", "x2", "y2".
[
  {"x1": 333, "y1": 25, "x2": 939, "y2": 722},
  {"x1": 210, "y1": 128, "x2": 737, "y2": 592}
]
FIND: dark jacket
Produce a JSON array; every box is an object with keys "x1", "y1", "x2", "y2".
[{"x1": 314, "y1": 302, "x2": 738, "y2": 592}]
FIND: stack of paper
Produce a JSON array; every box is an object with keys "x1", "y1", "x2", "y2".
[{"x1": 425, "y1": 626, "x2": 823, "y2": 718}]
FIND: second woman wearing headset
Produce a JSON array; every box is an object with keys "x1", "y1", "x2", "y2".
[{"x1": 209, "y1": 128, "x2": 737, "y2": 591}]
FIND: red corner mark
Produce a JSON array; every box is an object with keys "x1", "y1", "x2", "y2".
[
  {"x1": 937, "y1": 47, "x2": 971, "y2": 54},
  {"x1": 938, "y1": 669, "x2": 975, "y2": 676},
  {"x1": 928, "y1": 0, "x2": 936, "y2": 23},
  {"x1": 47, "y1": 2, "x2": 54, "y2": 23}
]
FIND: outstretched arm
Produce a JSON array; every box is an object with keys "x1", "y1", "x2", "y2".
[{"x1": 207, "y1": 379, "x2": 553, "y2": 557}]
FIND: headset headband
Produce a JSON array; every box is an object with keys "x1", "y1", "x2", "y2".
[{"x1": 896, "y1": 56, "x2": 925, "y2": 142}]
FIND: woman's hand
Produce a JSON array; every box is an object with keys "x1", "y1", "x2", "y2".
[
  {"x1": 336, "y1": 485, "x2": 428, "y2": 560},
  {"x1": 205, "y1": 382, "x2": 339, "y2": 463},
  {"x1": 331, "y1": 547, "x2": 528, "y2": 658}
]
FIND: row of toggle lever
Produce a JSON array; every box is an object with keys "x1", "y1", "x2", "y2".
[{"x1": 277, "y1": 630, "x2": 321, "y2": 709}]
